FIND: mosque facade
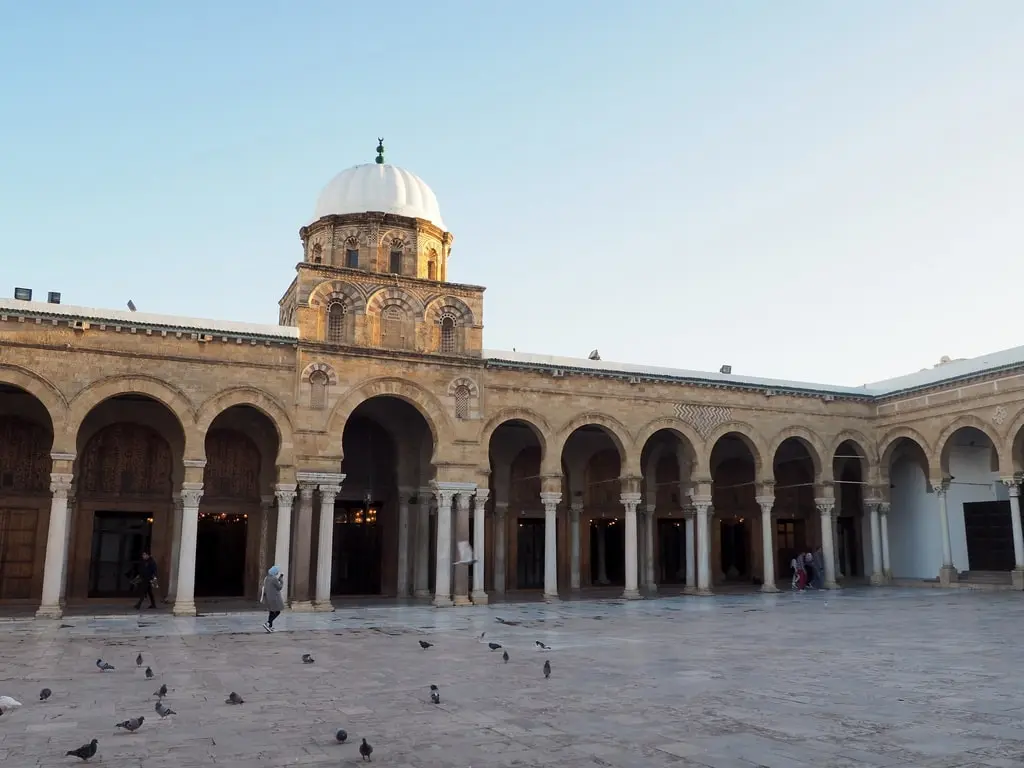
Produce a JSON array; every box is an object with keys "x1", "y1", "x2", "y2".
[{"x1": 2, "y1": 142, "x2": 1024, "y2": 617}]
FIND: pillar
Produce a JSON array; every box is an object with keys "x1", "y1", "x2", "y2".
[
  {"x1": 59, "y1": 488, "x2": 76, "y2": 606},
  {"x1": 644, "y1": 504, "x2": 657, "y2": 593},
  {"x1": 290, "y1": 481, "x2": 316, "y2": 610},
  {"x1": 541, "y1": 492, "x2": 560, "y2": 600},
  {"x1": 413, "y1": 487, "x2": 431, "y2": 598},
  {"x1": 816, "y1": 499, "x2": 838, "y2": 589},
  {"x1": 453, "y1": 490, "x2": 472, "y2": 606},
  {"x1": 570, "y1": 500, "x2": 582, "y2": 591},
  {"x1": 258, "y1": 494, "x2": 273, "y2": 592},
  {"x1": 172, "y1": 483, "x2": 204, "y2": 616},
  {"x1": 695, "y1": 501, "x2": 713, "y2": 594},
  {"x1": 831, "y1": 512, "x2": 843, "y2": 578},
  {"x1": 935, "y1": 481, "x2": 956, "y2": 585},
  {"x1": 684, "y1": 508, "x2": 696, "y2": 593},
  {"x1": 471, "y1": 488, "x2": 489, "y2": 604},
  {"x1": 432, "y1": 485, "x2": 455, "y2": 607},
  {"x1": 879, "y1": 502, "x2": 892, "y2": 582},
  {"x1": 273, "y1": 484, "x2": 296, "y2": 603},
  {"x1": 396, "y1": 487, "x2": 413, "y2": 598},
  {"x1": 637, "y1": 511, "x2": 647, "y2": 589},
  {"x1": 868, "y1": 502, "x2": 884, "y2": 585},
  {"x1": 314, "y1": 478, "x2": 343, "y2": 611},
  {"x1": 1002, "y1": 479, "x2": 1024, "y2": 589},
  {"x1": 493, "y1": 501, "x2": 508, "y2": 595},
  {"x1": 36, "y1": 470, "x2": 74, "y2": 619},
  {"x1": 756, "y1": 497, "x2": 777, "y2": 593},
  {"x1": 166, "y1": 495, "x2": 183, "y2": 603},
  {"x1": 621, "y1": 492, "x2": 641, "y2": 599}
]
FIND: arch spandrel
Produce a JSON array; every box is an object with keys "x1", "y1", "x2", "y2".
[
  {"x1": 326, "y1": 377, "x2": 449, "y2": 462},
  {"x1": 1004, "y1": 405, "x2": 1024, "y2": 474},
  {"x1": 827, "y1": 430, "x2": 877, "y2": 465},
  {"x1": 195, "y1": 386, "x2": 295, "y2": 467},
  {"x1": 0, "y1": 364, "x2": 68, "y2": 437},
  {"x1": 877, "y1": 426, "x2": 933, "y2": 479},
  {"x1": 553, "y1": 412, "x2": 632, "y2": 467},
  {"x1": 767, "y1": 425, "x2": 828, "y2": 480},
  {"x1": 631, "y1": 417, "x2": 705, "y2": 478},
  {"x1": 702, "y1": 421, "x2": 769, "y2": 479},
  {"x1": 307, "y1": 280, "x2": 368, "y2": 313},
  {"x1": 365, "y1": 286, "x2": 426, "y2": 316},
  {"x1": 933, "y1": 415, "x2": 1007, "y2": 476}
]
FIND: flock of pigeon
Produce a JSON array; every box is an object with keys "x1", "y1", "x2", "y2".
[{"x1": 0, "y1": 614, "x2": 554, "y2": 763}]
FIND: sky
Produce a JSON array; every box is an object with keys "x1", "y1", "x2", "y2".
[{"x1": 1, "y1": 1, "x2": 1022, "y2": 387}]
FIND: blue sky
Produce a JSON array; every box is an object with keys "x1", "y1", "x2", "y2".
[{"x1": 1, "y1": 1, "x2": 1022, "y2": 385}]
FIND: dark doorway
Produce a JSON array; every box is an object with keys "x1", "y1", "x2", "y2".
[
  {"x1": 964, "y1": 501, "x2": 1014, "y2": 571},
  {"x1": 195, "y1": 513, "x2": 247, "y2": 597},
  {"x1": 0, "y1": 509, "x2": 38, "y2": 599},
  {"x1": 332, "y1": 502, "x2": 383, "y2": 595},
  {"x1": 517, "y1": 518, "x2": 544, "y2": 589},
  {"x1": 589, "y1": 519, "x2": 625, "y2": 586},
  {"x1": 88, "y1": 512, "x2": 153, "y2": 597},
  {"x1": 836, "y1": 516, "x2": 860, "y2": 577},
  {"x1": 775, "y1": 518, "x2": 807, "y2": 580},
  {"x1": 427, "y1": 511, "x2": 436, "y2": 593},
  {"x1": 719, "y1": 520, "x2": 749, "y2": 580},
  {"x1": 658, "y1": 519, "x2": 686, "y2": 584}
]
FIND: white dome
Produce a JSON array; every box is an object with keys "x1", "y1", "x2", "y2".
[{"x1": 312, "y1": 163, "x2": 446, "y2": 231}]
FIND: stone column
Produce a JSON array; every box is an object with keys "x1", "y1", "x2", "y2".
[
  {"x1": 493, "y1": 502, "x2": 508, "y2": 595},
  {"x1": 998, "y1": 479, "x2": 1024, "y2": 589},
  {"x1": 695, "y1": 501, "x2": 713, "y2": 595},
  {"x1": 756, "y1": 497, "x2": 777, "y2": 593},
  {"x1": 879, "y1": 502, "x2": 892, "y2": 582},
  {"x1": 621, "y1": 492, "x2": 642, "y2": 599},
  {"x1": 36, "y1": 470, "x2": 74, "y2": 619},
  {"x1": 452, "y1": 490, "x2": 472, "y2": 606},
  {"x1": 816, "y1": 499, "x2": 838, "y2": 589},
  {"x1": 636, "y1": 511, "x2": 647, "y2": 589},
  {"x1": 432, "y1": 485, "x2": 455, "y2": 607},
  {"x1": 413, "y1": 487, "x2": 431, "y2": 598},
  {"x1": 59, "y1": 488, "x2": 76, "y2": 606},
  {"x1": 290, "y1": 482, "x2": 316, "y2": 610},
  {"x1": 258, "y1": 495, "x2": 273, "y2": 592},
  {"x1": 868, "y1": 502, "x2": 884, "y2": 585},
  {"x1": 831, "y1": 512, "x2": 843, "y2": 578},
  {"x1": 683, "y1": 507, "x2": 696, "y2": 593},
  {"x1": 644, "y1": 504, "x2": 657, "y2": 593},
  {"x1": 935, "y1": 481, "x2": 956, "y2": 584},
  {"x1": 172, "y1": 483, "x2": 204, "y2": 616},
  {"x1": 569, "y1": 500, "x2": 582, "y2": 591},
  {"x1": 314, "y1": 478, "x2": 343, "y2": 611},
  {"x1": 471, "y1": 488, "x2": 489, "y2": 604},
  {"x1": 166, "y1": 495, "x2": 183, "y2": 603},
  {"x1": 540, "y1": 492, "x2": 560, "y2": 600},
  {"x1": 273, "y1": 484, "x2": 297, "y2": 602},
  {"x1": 396, "y1": 487, "x2": 413, "y2": 598}
]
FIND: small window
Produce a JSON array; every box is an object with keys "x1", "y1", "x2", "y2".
[
  {"x1": 454, "y1": 385, "x2": 470, "y2": 420},
  {"x1": 310, "y1": 371, "x2": 329, "y2": 410},
  {"x1": 345, "y1": 249, "x2": 359, "y2": 268},
  {"x1": 311, "y1": 243, "x2": 323, "y2": 264},
  {"x1": 327, "y1": 303, "x2": 346, "y2": 343},
  {"x1": 389, "y1": 250, "x2": 402, "y2": 274},
  {"x1": 439, "y1": 315, "x2": 456, "y2": 354},
  {"x1": 427, "y1": 260, "x2": 437, "y2": 281},
  {"x1": 382, "y1": 306, "x2": 404, "y2": 348}
]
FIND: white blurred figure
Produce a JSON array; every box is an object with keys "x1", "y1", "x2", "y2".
[
  {"x1": 0, "y1": 696, "x2": 23, "y2": 716},
  {"x1": 454, "y1": 540, "x2": 476, "y2": 565}
]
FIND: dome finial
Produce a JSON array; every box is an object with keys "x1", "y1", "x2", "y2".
[{"x1": 375, "y1": 138, "x2": 385, "y2": 164}]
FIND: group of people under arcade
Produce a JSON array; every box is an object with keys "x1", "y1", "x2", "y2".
[{"x1": 790, "y1": 548, "x2": 826, "y2": 591}]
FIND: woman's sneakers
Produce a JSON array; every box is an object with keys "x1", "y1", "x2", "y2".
[{"x1": 263, "y1": 622, "x2": 272, "y2": 633}]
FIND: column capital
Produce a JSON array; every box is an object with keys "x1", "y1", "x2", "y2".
[
  {"x1": 644, "y1": 503, "x2": 656, "y2": 515},
  {"x1": 50, "y1": 452, "x2": 76, "y2": 462},
  {"x1": 49, "y1": 473, "x2": 73, "y2": 496},
  {"x1": 274, "y1": 483, "x2": 297, "y2": 504},
  {"x1": 878, "y1": 501, "x2": 891, "y2": 516},
  {"x1": 474, "y1": 487, "x2": 490, "y2": 501},
  {"x1": 1000, "y1": 478, "x2": 1021, "y2": 497},
  {"x1": 756, "y1": 481, "x2": 775, "y2": 497},
  {"x1": 180, "y1": 483, "x2": 204, "y2": 508},
  {"x1": 754, "y1": 496, "x2": 774, "y2": 513},
  {"x1": 931, "y1": 477, "x2": 951, "y2": 495},
  {"x1": 814, "y1": 499, "x2": 835, "y2": 516},
  {"x1": 298, "y1": 483, "x2": 316, "y2": 500},
  {"x1": 318, "y1": 483, "x2": 342, "y2": 499},
  {"x1": 570, "y1": 498, "x2": 584, "y2": 513},
  {"x1": 540, "y1": 492, "x2": 561, "y2": 509}
]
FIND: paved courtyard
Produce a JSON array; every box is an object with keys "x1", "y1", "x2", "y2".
[{"x1": 2, "y1": 588, "x2": 1024, "y2": 767}]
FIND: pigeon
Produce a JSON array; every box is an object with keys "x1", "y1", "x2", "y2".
[
  {"x1": 145, "y1": 667, "x2": 153, "y2": 679},
  {"x1": 543, "y1": 660, "x2": 551, "y2": 678},
  {"x1": 115, "y1": 716, "x2": 144, "y2": 732},
  {"x1": 40, "y1": 688, "x2": 52, "y2": 701},
  {"x1": 302, "y1": 654, "x2": 315, "y2": 664},
  {"x1": 495, "y1": 617, "x2": 520, "y2": 626},
  {"x1": 430, "y1": 684, "x2": 440, "y2": 704},
  {"x1": 65, "y1": 739, "x2": 98, "y2": 760},
  {"x1": 135, "y1": 654, "x2": 143, "y2": 667},
  {"x1": 418, "y1": 640, "x2": 432, "y2": 650},
  {"x1": 0, "y1": 696, "x2": 23, "y2": 715},
  {"x1": 453, "y1": 540, "x2": 476, "y2": 564},
  {"x1": 479, "y1": 632, "x2": 485, "y2": 640},
  {"x1": 359, "y1": 738, "x2": 373, "y2": 761},
  {"x1": 153, "y1": 684, "x2": 167, "y2": 698},
  {"x1": 96, "y1": 659, "x2": 115, "y2": 671},
  {"x1": 535, "y1": 641, "x2": 551, "y2": 650},
  {"x1": 336, "y1": 728, "x2": 348, "y2": 743},
  {"x1": 225, "y1": 692, "x2": 244, "y2": 705},
  {"x1": 502, "y1": 650, "x2": 509, "y2": 663},
  {"x1": 154, "y1": 701, "x2": 176, "y2": 718},
  {"x1": 488, "y1": 642, "x2": 502, "y2": 651}
]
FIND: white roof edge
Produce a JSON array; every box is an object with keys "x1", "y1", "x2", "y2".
[
  {"x1": 864, "y1": 343, "x2": 1024, "y2": 395},
  {"x1": 0, "y1": 298, "x2": 300, "y2": 340}
]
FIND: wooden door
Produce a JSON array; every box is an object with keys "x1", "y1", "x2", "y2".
[{"x1": 0, "y1": 508, "x2": 39, "y2": 599}]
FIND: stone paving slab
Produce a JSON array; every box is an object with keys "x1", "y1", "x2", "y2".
[{"x1": 2, "y1": 588, "x2": 1024, "y2": 766}]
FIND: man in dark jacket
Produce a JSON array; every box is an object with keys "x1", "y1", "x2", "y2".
[{"x1": 134, "y1": 552, "x2": 158, "y2": 610}]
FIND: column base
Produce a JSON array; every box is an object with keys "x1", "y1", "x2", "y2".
[
  {"x1": 883, "y1": 570, "x2": 893, "y2": 583},
  {"x1": 869, "y1": 572, "x2": 886, "y2": 586},
  {"x1": 938, "y1": 565, "x2": 958, "y2": 586},
  {"x1": 696, "y1": 588, "x2": 714, "y2": 596},
  {"x1": 759, "y1": 583, "x2": 779, "y2": 594},
  {"x1": 413, "y1": 589, "x2": 431, "y2": 599},
  {"x1": 171, "y1": 601, "x2": 196, "y2": 617},
  {"x1": 683, "y1": 585, "x2": 697, "y2": 595},
  {"x1": 824, "y1": 580, "x2": 839, "y2": 590},
  {"x1": 35, "y1": 604, "x2": 63, "y2": 619},
  {"x1": 622, "y1": 588, "x2": 641, "y2": 600},
  {"x1": 432, "y1": 595, "x2": 453, "y2": 608},
  {"x1": 645, "y1": 584, "x2": 658, "y2": 595},
  {"x1": 453, "y1": 595, "x2": 472, "y2": 606},
  {"x1": 543, "y1": 592, "x2": 560, "y2": 602},
  {"x1": 470, "y1": 590, "x2": 488, "y2": 605},
  {"x1": 1012, "y1": 569, "x2": 1024, "y2": 590},
  {"x1": 290, "y1": 600, "x2": 315, "y2": 612},
  {"x1": 313, "y1": 601, "x2": 335, "y2": 612}
]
